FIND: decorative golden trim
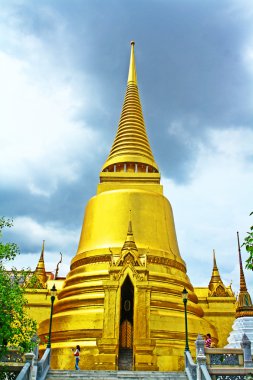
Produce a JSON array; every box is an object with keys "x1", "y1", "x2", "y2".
[
  {"x1": 147, "y1": 255, "x2": 186, "y2": 273},
  {"x1": 70, "y1": 255, "x2": 111, "y2": 270},
  {"x1": 235, "y1": 309, "x2": 253, "y2": 318},
  {"x1": 71, "y1": 254, "x2": 186, "y2": 274}
]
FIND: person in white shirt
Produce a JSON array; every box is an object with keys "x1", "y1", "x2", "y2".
[{"x1": 72, "y1": 345, "x2": 80, "y2": 370}]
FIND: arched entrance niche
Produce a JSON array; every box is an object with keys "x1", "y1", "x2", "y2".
[{"x1": 118, "y1": 275, "x2": 134, "y2": 369}]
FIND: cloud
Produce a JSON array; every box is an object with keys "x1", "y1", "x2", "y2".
[
  {"x1": 0, "y1": 2, "x2": 108, "y2": 200},
  {"x1": 13, "y1": 216, "x2": 78, "y2": 248},
  {"x1": 0, "y1": 0, "x2": 253, "y2": 295},
  {"x1": 162, "y1": 126, "x2": 253, "y2": 291},
  {"x1": 0, "y1": 49, "x2": 101, "y2": 196},
  {"x1": 242, "y1": 42, "x2": 253, "y2": 75}
]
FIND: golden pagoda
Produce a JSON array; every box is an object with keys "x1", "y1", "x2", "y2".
[{"x1": 38, "y1": 42, "x2": 217, "y2": 371}]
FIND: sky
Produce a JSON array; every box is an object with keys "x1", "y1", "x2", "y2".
[{"x1": 1, "y1": 0, "x2": 253, "y2": 294}]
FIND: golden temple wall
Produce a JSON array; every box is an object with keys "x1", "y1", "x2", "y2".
[{"x1": 194, "y1": 287, "x2": 236, "y2": 347}]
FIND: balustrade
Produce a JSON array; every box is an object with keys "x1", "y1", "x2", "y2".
[{"x1": 184, "y1": 334, "x2": 253, "y2": 380}]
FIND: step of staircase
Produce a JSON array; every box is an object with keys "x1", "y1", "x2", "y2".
[
  {"x1": 46, "y1": 370, "x2": 187, "y2": 380},
  {"x1": 118, "y1": 349, "x2": 133, "y2": 370}
]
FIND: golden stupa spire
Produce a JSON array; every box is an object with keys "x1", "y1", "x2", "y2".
[
  {"x1": 208, "y1": 249, "x2": 224, "y2": 292},
  {"x1": 34, "y1": 240, "x2": 47, "y2": 286},
  {"x1": 236, "y1": 232, "x2": 253, "y2": 318},
  {"x1": 122, "y1": 212, "x2": 138, "y2": 252},
  {"x1": 101, "y1": 41, "x2": 159, "y2": 175}
]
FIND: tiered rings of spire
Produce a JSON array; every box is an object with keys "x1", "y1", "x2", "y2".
[{"x1": 102, "y1": 41, "x2": 158, "y2": 175}]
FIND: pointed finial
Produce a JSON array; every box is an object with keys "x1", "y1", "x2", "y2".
[
  {"x1": 128, "y1": 220, "x2": 133, "y2": 235},
  {"x1": 40, "y1": 240, "x2": 45, "y2": 260},
  {"x1": 128, "y1": 209, "x2": 133, "y2": 234},
  {"x1": 128, "y1": 40, "x2": 138, "y2": 85},
  {"x1": 55, "y1": 252, "x2": 63, "y2": 280},
  {"x1": 213, "y1": 249, "x2": 217, "y2": 268},
  {"x1": 122, "y1": 216, "x2": 138, "y2": 252},
  {"x1": 237, "y1": 231, "x2": 247, "y2": 292}
]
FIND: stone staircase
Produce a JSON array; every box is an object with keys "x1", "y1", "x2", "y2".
[
  {"x1": 118, "y1": 349, "x2": 133, "y2": 370},
  {"x1": 46, "y1": 370, "x2": 187, "y2": 379}
]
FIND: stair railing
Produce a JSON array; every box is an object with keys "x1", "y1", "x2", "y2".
[
  {"x1": 185, "y1": 335, "x2": 212, "y2": 380},
  {"x1": 195, "y1": 334, "x2": 211, "y2": 380},
  {"x1": 185, "y1": 350, "x2": 197, "y2": 380},
  {"x1": 37, "y1": 348, "x2": 51, "y2": 380},
  {"x1": 16, "y1": 353, "x2": 35, "y2": 380},
  {"x1": 16, "y1": 362, "x2": 31, "y2": 380},
  {"x1": 199, "y1": 363, "x2": 211, "y2": 380}
]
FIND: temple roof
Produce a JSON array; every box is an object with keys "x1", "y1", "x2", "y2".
[
  {"x1": 236, "y1": 232, "x2": 253, "y2": 318},
  {"x1": 122, "y1": 219, "x2": 138, "y2": 253},
  {"x1": 208, "y1": 250, "x2": 230, "y2": 297},
  {"x1": 101, "y1": 41, "x2": 159, "y2": 173},
  {"x1": 34, "y1": 240, "x2": 47, "y2": 287}
]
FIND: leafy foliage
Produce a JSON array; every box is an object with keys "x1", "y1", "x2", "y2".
[
  {"x1": 0, "y1": 218, "x2": 19, "y2": 262},
  {"x1": 244, "y1": 212, "x2": 253, "y2": 270},
  {"x1": 0, "y1": 370, "x2": 18, "y2": 380},
  {"x1": 0, "y1": 217, "x2": 37, "y2": 359},
  {"x1": 26, "y1": 272, "x2": 45, "y2": 289}
]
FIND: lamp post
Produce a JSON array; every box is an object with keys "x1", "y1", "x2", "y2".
[
  {"x1": 182, "y1": 287, "x2": 189, "y2": 351},
  {"x1": 47, "y1": 284, "x2": 57, "y2": 349}
]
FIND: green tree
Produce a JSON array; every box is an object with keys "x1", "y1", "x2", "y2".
[
  {"x1": 244, "y1": 212, "x2": 253, "y2": 270},
  {"x1": 0, "y1": 217, "x2": 37, "y2": 358}
]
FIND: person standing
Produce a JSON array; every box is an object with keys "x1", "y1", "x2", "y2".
[
  {"x1": 205, "y1": 333, "x2": 212, "y2": 348},
  {"x1": 73, "y1": 345, "x2": 81, "y2": 370}
]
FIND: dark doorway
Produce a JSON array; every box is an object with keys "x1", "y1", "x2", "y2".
[{"x1": 118, "y1": 275, "x2": 134, "y2": 370}]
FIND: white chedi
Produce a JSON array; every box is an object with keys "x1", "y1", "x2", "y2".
[{"x1": 225, "y1": 317, "x2": 253, "y2": 353}]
